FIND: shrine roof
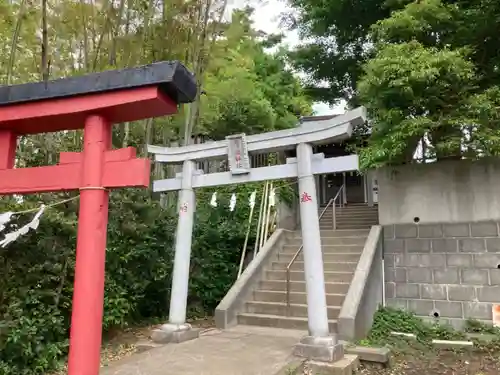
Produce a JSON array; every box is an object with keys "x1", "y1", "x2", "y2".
[
  {"x1": 0, "y1": 61, "x2": 196, "y2": 106},
  {"x1": 300, "y1": 114, "x2": 339, "y2": 123}
]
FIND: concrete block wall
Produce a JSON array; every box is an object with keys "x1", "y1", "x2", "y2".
[{"x1": 384, "y1": 222, "x2": 500, "y2": 328}]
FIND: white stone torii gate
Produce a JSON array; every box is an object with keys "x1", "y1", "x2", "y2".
[{"x1": 148, "y1": 107, "x2": 367, "y2": 359}]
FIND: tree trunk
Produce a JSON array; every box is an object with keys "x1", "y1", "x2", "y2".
[
  {"x1": 92, "y1": 0, "x2": 114, "y2": 71},
  {"x1": 41, "y1": 0, "x2": 49, "y2": 82},
  {"x1": 6, "y1": 0, "x2": 27, "y2": 85},
  {"x1": 80, "y1": 0, "x2": 89, "y2": 71},
  {"x1": 109, "y1": 0, "x2": 126, "y2": 66}
]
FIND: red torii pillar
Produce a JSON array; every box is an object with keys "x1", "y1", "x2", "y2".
[{"x1": 0, "y1": 62, "x2": 196, "y2": 375}]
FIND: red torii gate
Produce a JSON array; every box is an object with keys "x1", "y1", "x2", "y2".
[{"x1": 0, "y1": 62, "x2": 196, "y2": 375}]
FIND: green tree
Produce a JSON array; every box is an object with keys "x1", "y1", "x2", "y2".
[
  {"x1": 289, "y1": 0, "x2": 500, "y2": 168},
  {"x1": 358, "y1": 0, "x2": 500, "y2": 168},
  {"x1": 287, "y1": 0, "x2": 407, "y2": 105}
]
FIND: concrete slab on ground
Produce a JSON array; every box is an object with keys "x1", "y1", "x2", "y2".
[{"x1": 100, "y1": 325, "x2": 305, "y2": 375}]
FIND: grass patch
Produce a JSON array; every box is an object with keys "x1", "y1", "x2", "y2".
[
  {"x1": 357, "y1": 307, "x2": 500, "y2": 354},
  {"x1": 356, "y1": 308, "x2": 500, "y2": 374},
  {"x1": 359, "y1": 307, "x2": 465, "y2": 347},
  {"x1": 464, "y1": 318, "x2": 500, "y2": 335}
]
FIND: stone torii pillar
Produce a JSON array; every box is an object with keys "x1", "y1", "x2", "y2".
[
  {"x1": 0, "y1": 62, "x2": 197, "y2": 375},
  {"x1": 148, "y1": 107, "x2": 367, "y2": 361}
]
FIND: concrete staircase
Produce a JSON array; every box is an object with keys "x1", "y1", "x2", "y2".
[
  {"x1": 236, "y1": 229, "x2": 370, "y2": 332},
  {"x1": 319, "y1": 203, "x2": 379, "y2": 230},
  {"x1": 216, "y1": 202, "x2": 381, "y2": 339}
]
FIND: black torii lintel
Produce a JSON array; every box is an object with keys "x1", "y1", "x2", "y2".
[{"x1": 0, "y1": 61, "x2": 197, "y2": 106}]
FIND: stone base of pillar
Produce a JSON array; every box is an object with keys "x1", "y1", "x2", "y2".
[
  {"x1": 305, "y1": 354, "x2": 359, "y2": 375},
  {"x1": 150, "y1": 323, "x2": 200, "y2": 344},
  {"x1": 293, "y1": 335, "x2": 345, "y2": 362}
]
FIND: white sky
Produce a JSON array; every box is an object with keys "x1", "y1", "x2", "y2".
[{"x1": 226, "y1": 0, "x2": 346, "y2": 116}]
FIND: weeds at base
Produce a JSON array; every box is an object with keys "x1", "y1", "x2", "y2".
[
  {"x1": 355, "y1": 307, "x2": 500, "y2": 375},
  {"x1": 358, "y1": 307, "x2": 500, "y2": 352}
]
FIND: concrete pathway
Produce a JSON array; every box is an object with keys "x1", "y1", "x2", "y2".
[{"x1": 100, "y1": 326, "x2": 305, "y2": 375}]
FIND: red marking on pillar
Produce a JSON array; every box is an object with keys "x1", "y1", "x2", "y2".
[
  {"x1": 300, "y1": 192, "x2": 312, "y2": 203},
  {"x1": 235, "y1": 152, "x2": 241, "y2": 168}
]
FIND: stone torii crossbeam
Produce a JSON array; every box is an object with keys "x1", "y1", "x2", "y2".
[
  {"x1": 147, "y1": 107, "x2": 367, "y2": 361},
  {"x1": 0, "y1": 62, "x2": 197, "y2": 375}
]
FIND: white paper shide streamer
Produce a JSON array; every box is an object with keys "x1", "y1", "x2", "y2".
[
  {"x1": 229, "y1": 193, "x2": 237, "y2": 212},
  {"x1": 210, "y1": 192, "x2": 218, "y2": 207},
  {"x1": 249, "y1": 191, "x2": 256, "y2": 208},
  {"x1": 209, "y1": 190, "x2": 260, "y2": 211},
  {"x1": 0, "y1": 212, "x2": 13, "y2": 233},
  {"x1": 268, "y1": 188, "x2": 276, "y2": 207},
  {"x1": 0, "y1": 205, "x2": 46, "y2": 248}
]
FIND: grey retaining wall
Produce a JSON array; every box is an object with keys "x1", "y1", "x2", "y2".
[{"x1": 384, "y1": 222, "x2": 500, "y2": 328}]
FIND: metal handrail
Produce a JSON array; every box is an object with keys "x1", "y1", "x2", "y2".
[
  {"x1": 285, "y1": 184, "x2": 345, "y2": 315},
  {"x1": 332, "y1": 184, "x2": 345, "y2": 230}
]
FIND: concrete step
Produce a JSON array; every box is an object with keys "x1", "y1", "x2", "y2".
[
  {"x1": 321, "y1": 209, "x2": 378, "y2": 212},
  {"x1": 320, "y1": 212, "x2": 378, "y2": 221},
  {"x1": 259, "y1": 280, "x2": 350, "y2": 294},
  {"x1": 321, "y1": 207, "x2": 379, "y2": 212},
  {"x1": 334, "y1": 223, "x2": 378, "y2": 228},
  {"x1": 340, "y1": 207, "x2": 379, "y2": 210},
  {"x1": 337, "y1": 212, "x2": 379, "y2": 218},
  {"x1": 335, "y1": 211, "x2": 378, "y2": 217},
  {"x1": 288, "y1": 237, "x2": 366, "y2": 246},
  {"x1": 320, "y1": 221, "x2": 378, "y2": 227},
  {"x1": 335, "y1": 224, "x2": 375, "y2": 230},
  {"x1": 336, "y1": 217, "x2": 379, "y2": 223},
  {"x1": 266, "y1": 270, "x2": 354, "y2": 283},
  {"x1": 253, "y1": 290, "x2": 345, "y2": 306},
  {"x1": 292, "y1": 229, "x2": 370, "y2": 237},
  {"x1": 333, "y1": 225, "x2": 377, "y2": 230},
  {"x1": 281, "y1": 244, "x2": 364, "y2": 254},
  {"x1": 335, "y1": 217, "x2": 378, "y2": 221},
  {"x1": 277, "y1": 252, "x2": 362, "y2": 263},
  {"x1": 319, "y1": 216, "x2": 333, "y2": 221},
  {"x1": 319, "y1": 204, "x2": 377, "y2": 208},
  {"x1": 334, "y1": 210, "x2": 379, "y2": 215},
  {"x1": 271, "y1": 261, "x2": 358, "y2": 272},
  {"x1": 319, "y1": 224, "x2": 377, "y2": 230},
  {"x1": 245, "y1": 301, "x2": 341, "y2": 318},
  {"x1": 237, "y1": 313, "x2": 338, "y2": 332},
  {"x1": 320, "y1": 203, "x2": 377, "y2": 207},
  {"x1": 334, "y1": 203, "x2": 378, "y2": 208},
  {"x1": 319, "y1": 226, "x2": 376, "y2": 231}
]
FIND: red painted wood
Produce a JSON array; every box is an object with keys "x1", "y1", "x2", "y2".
[
  {"x1": 0, "y1": 87, "x2": 177, "y2": 135},
  {"x1": 0, "y1": 79, "x2": 170, "y2": 375},
  {"x1": 0, "y1": 130, "x2": 17, "y2": 169},
  {"x1": 0, "y1": 164, "x2": 80, "y2": 194},
  {"x1": 68, "y1": 115, "x2": 111, "y2": 375},
  {"x1": 0, "y1": 156, "x2": 150, "y2": 195},
  {"x1": 102, "y1": 158, "x2": 150, "y2": 188},
  {"x1": 59, "y1": 146, "x2": 137, "y2": 164}
]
